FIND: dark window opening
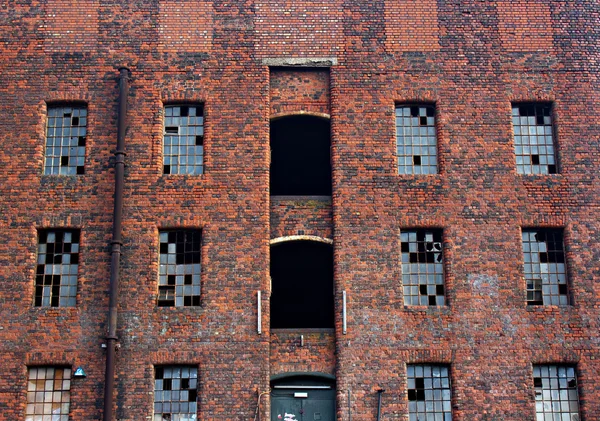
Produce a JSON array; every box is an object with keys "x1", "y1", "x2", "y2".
[
  {"x1": 271, "y1": 241, "x2": 333, "y2": 329},
  {"x1": 270, "y1": 116, "x2": 332, "y2": 196}
]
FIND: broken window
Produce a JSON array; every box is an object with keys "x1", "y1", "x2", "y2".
[
  {"x1": 533, "y1": 365, "x2": 580, "y2": 420},
  {"x1": 512, "y1": 103, "x2": 557, "y2": 174},
  {"x1": 44, "y1": 106, "x2": 87, "y2": 175},
  {"x1": 35, "y1": 229, "x2": 79, "y2": 307},
  {"x1": 396, "y1": 105, "x2": 438, "y2": 175},
  {"x1": 522, "y1": 229, "x2": 568, "y2": 305},
  {"x1": 270, "y1": 115, "x2": 332, "y2": 196},
  {"x1": 270, "y1": 241, "x2": 334, "y2": 329},
  {"x1": 26, "y1": 367, "x2": 71, "y2": 421},
  {"x1": 158, "y1": 230, "x2": 201, "y2": 307},
  {"x1": 154, "y1": 366, "x2": 198, "y2": 421},
  {"x1": 407, "y1": 365, "x2": 452, "y2": 421},
  {"x1": 163, "y1": 105, "x2": 204, "y2": 175},
  {"x1": 401, "y1": 229, "x2": 445, "y2": 306}
]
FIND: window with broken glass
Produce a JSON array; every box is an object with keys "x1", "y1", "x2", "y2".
[
  {"x1": 522, "y1": 229, "x2": 568, "y2": 306},
  {"x1": 154, "y1": 366, "x2": 198, "y2": 421},
  {"x1": 35, "y1": 229, "x2": 79, "y2": 307},
  {"x1": 401, "y1": 229, "x2": 445, "y2": 306},
  {"x1": 407, "y1": 364, "x2": 452, "y2": 421},
  {"x1": 533, "y1": 365, "x2": 580, "y2": 421},
  {"x1": 396, "y1": 105, "x2": 438, "y2": 175},
  {"x1": 163, "y1": 105, "x2": 204, "y2": 175},
  {"x1": 44, "y1": 106, "x2": 87, "y2": 175},
  {"x1": 512, "y1": 103, "x2": 557, "y2": 175},
  {"x1": 158, "y1": 230, "x2": 201, "y2": 307},
  {"x1": 26, "y1": 367, "x2": 71, "y2": 421}
]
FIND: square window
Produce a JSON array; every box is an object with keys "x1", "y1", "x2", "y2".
[
  {"x1": 522, "y1": 229, "x2": 568, "y2": 305},
  {"x1": 163, "y1": 105, "x2": 204, "y2": 175},
  {"x1": 396, "y1": 105, "x2": 437, "y2": 174},
  {"x1": 401, "y1": 229, "x2": 445, "y2": 306},
  {"x1": 533, "y1": 365, "x2": 580, "y2": 420},
  {"x1": 26, "y1": 367, "x2": 71, "y2": 419},
  {"x1": 158, "y1": 230, "x2": 201, "y2": 307},
  {"x1": 44, "y1": 106, "x2": 87, "y2": 175},
  {"x1": 154, "y1": 365, "x2": 198, "y2": 421},
  {"x1": 35, "y1": 229, "x2": 79, "y2": 307},
  {"x1": 512, "y1": 103, "x2": 557, "y2": 174},
  {"x1": 407, "y1": 364, "x2": 452, "y2": 420}
]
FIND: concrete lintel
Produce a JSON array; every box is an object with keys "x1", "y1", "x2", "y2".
[{"x1": 263, "y1": 57, "x2": 338, "y2": 67}]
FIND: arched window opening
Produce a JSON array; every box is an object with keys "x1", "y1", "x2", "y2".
[
  {"x1": 270, "y1": 115, "x2": 332, "y2": 196},
  {"x1": 270, "y1": 241, "x2": 334, "y2": 329}
]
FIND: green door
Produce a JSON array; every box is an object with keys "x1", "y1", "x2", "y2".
[{"x1": 271, "y1": 387, "x2": 335, "y2": 421}]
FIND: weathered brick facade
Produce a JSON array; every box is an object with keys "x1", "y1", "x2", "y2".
[{"x1": 0, "y1": 1, "x2": 598, "y2": 420}]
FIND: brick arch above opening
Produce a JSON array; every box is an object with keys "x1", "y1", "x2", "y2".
[
  {"x1": 271, "y1": 111, "x2": 330, "y2": 121},
  {"x1": 270, "y1": 235, "x2": 333, "y2": 245}
]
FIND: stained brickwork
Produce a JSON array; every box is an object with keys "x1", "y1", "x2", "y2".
[{"x1": 0, "y1": 1, "x2": 598, "y2": 421}]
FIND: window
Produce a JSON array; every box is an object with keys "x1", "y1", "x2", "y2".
[
  {"x1": 163, "y1": 105, "x2": 204, "y2": 175},
  {"x1": 396, "y1": 105, "x2": 437, "y2": 174},
  {"x1": 154, "y1": 366, "x2": 198, "y2": 421},
  {"x1": 26, "y1": 367, "x2": 71, "y2": 421},
  {"x1": 533, "y1": 365, "x2": 580, "y2": 421},
  {"x1": 512, "y1": 103, "x2": 557, "y2": 174},
  {"x1": 158, "y1": 230, "x2": 201, "y2": 306},
  {"x1": 522, "y1": 229, "x2": 568, "y2": 305},
  {"x1": 407, "y1": 364, "x2": 452, "y2": 421},
  {"x1": 401, "y1": 229, "x2": 445, "y2": 306},
  {"x1": 44, "y1": 105, "x2": 87, "y2": 175},
  {"x1": 35, "y1": 230, "x2": 79, "y2": 307}
]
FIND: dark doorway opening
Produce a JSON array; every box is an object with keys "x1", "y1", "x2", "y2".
[
  {"x1": 270, "y1": 241, "x2": 334, "y2": 329},
  {"x1": 271, "y1": 375, "x2": 336, "y2": 421},
  {"x1": 270, "y1": 116, "x2": 332, "y2": 196}
]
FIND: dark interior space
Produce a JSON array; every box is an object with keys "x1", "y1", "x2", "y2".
[
  {"x1": 270, "y1": 116, "x2": 332, "y2": 196},
  {"x1": 270, "y1": 241, "x2": 334, "y2": 329}
]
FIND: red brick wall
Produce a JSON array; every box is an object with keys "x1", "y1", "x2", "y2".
[{"x1": 0, "y1": 1, "x2": 598, "y2": 420}]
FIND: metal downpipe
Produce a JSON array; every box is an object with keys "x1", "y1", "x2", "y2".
[{"x1": 103, "y1": 67, "x2": 129, "y2": 421}]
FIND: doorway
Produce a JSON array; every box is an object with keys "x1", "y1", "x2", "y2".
[{"x1": 271, "y1": 375, "x2": 336, "y2": 421}]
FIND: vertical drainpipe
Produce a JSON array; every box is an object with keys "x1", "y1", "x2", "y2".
[{"x1": 103, "y1": 67, "x2": 129, "y2": 421}]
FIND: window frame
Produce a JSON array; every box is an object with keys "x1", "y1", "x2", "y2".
[
  {"x1": 26, "y1": 366, "x2": 72, "y2": 421},
  {"x1": 34, "y1": 228, "x2": 80, "y2": 308},
  {"x1": 153, "y1": 365, "x2": 199, "y2": 421},
  {"x1": 532, "y1": 364, "x2": 581, "y2": 420},
  {"x1": 400, "y1": 228, "x2": 447, "y2": 306},
  {"x1": 521, "y1": 227, "x2": 570, "y2": 306},
  {"x1": 406, "y1": 363, "x2": 453, "y2": 421},
  {"x1": 395, "y1": 103, "x2": 439, "y2": 175},
  {"x1": 43, "y1": 103, "x2": 88, "y2": 176},
  {"x1": 162, "y1": 103, "x2": 205, "y2": 176},
  {"x1": 157, "y1": 229, "x2": 203, "y2": 307},
  {"x1": 511, "y1": 102, "x2": 560, "y2": 175}
]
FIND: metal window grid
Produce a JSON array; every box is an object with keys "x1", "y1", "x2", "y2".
[
  {"x1": 407, "y1": 364, "x2": 452, "y2": 421},
  {"x1": 522, "y1": 229, "x2": 568, "y2": 306},
  {"x1": 26, "y1": 367, "x2": 71, "y2": 421},
  {"x1": 396, "y1": 105, "x2": 438, "y2": 175},
  {"x1": 154, "y1": 366, "x2": 198, "y2": 421},
  {"x1": 44, "y1": 106, "x2": 87, "y2": 175},
  {"x1": 35, "y1": 230, "x2": 79, "y2": 307},
  {"x1": 401, "y1": 229, "x2": 445, "y2": 306},
  {"x1": 158, "y1": 230, "x2": 201, "y2": 307},
  {"x1": 533, "y1": 365, "x2": 580, "y2": 421},
  {"x1": 512, "y1": 103, "x2": 557, "y2": 175},
  {"x1": 163, "y1": 105, "x2": 204, "y2": 175}
]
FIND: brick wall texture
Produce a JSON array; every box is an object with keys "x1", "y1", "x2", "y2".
[{"x1": 0, "y1": 1, "x2": 599, "y2": 420}]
